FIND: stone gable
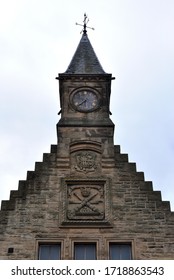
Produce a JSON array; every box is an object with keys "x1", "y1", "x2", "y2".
[
  {"x1": 0, "y1": 142, "x2": 173, "y2": 259},
  {"x1": 0, "y1": 27, "x2": 174, "y2": 260}
]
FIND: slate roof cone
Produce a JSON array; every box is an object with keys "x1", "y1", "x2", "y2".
[{"x1": 65, "y1": 32, "x2": 106, "y2": 74}]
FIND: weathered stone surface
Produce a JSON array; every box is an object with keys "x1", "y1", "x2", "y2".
[
  {"x1": 0, "y1": 31, "x2": 173, "y2": 260},
  {"x1": 0, "y1": 140, "x2": 173, "y2": 259}
]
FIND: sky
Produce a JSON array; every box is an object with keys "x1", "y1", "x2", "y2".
[{"x1": 0, "y1": 0, "x2": 174, "y2": 210}]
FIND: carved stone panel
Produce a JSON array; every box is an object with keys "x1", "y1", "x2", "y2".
[
  {"x1": 70, "y1": 141, "x2": 102, "y2": 176},
  {"x1": 60, "y1": 179, "x2": 111, "y2": 227},
  {"x1": 67, "y1": 184, "x2": 104, "y2": 220},
  {"x1": 74, "y1": 151, "x2": 97, "y2": 173}
]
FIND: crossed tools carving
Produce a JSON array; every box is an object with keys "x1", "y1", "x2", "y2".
[{"x1": 69, "y1": 187, "x2": 103, "y2": 214}]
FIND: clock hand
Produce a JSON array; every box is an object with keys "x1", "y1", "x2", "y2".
[{"x1": 78, "y1": 99, "x2": 87, "y2": 106}]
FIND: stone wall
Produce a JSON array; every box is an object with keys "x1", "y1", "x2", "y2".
[{"x1": 0, "y1": 142, "x2": 174, "y2": 259}]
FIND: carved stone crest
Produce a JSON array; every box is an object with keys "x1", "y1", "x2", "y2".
[
  {"x1": 75, "y1": 151, "x2": 97, "y2": 173},
  {"x1": 61, "y1": 179, "x2": 111, "y2": 226},
  {"x1": 67, "y1": 184, "x2": 104, "y2": 220}
]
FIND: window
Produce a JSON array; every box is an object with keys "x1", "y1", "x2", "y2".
[
  {"x1": 74, "y1": 243, "x2": 96, "y2": 260},
  {"x1": 39, "y1": 244, "x2": 61, "y2": 260},
  {"x1": 109, "y1": 243, "x2": 132, "y2": 260}
]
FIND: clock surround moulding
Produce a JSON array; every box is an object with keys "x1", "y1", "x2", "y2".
[{"x1": 69, "y1": 87, "x2": 101, "y2": 113}]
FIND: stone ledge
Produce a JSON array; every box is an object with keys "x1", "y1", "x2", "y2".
[
  {"x1": 115, "y1": 153, "x2": 128, "y2": 162},
  {"x1": 1, "y1": 200, "x2": 15, "y2": 211}
]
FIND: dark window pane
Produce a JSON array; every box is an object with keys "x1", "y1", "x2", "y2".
[
  {"x1": 120, "y1": 244, "x2": 131, "y2": 260},
  {"x1": 110, "y1": 244, "x2": 132, "y2": 260},
  {"x1": 39, "y1": 245, "x2": 48, "y2": 260},
  {"x1": 75, "y1": 244, "x2": 96, "y2": 260},
  {"x1": 39, "y1": 244, "x2": 60, "y2": 260}
]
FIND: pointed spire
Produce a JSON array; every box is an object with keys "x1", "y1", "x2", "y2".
[{"x1": 64, "y1": 14, "x2": 106, "y2": 74}]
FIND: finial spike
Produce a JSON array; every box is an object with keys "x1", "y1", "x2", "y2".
[{"x1": 76, "y1": 13, "x2": 95, "y2": 34}]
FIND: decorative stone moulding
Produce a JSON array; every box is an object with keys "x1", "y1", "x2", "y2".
[{"x1": 70, "y1": 140, "x2": 102, "y2": 154}]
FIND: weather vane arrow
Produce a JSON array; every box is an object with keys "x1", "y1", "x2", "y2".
[{"x1": 76, "y1": 13, "x2": 95, "y2": 34}]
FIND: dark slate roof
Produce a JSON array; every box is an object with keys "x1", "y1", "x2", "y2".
[{"x1": 65, "y1": 33, "x2": 106, "y2": 74}]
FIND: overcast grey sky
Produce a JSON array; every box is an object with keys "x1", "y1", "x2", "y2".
[{"x1": 0, "y1": 0, "x2": 174, "y2": 210}]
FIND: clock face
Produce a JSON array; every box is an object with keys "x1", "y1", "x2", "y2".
[{"x1": 71, "y1": 89, "x2": 99, "y2": 112}]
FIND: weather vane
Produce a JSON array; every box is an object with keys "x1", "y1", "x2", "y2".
[{"x1": 76, "y1": 13, "x2": 95, "y2": 34}]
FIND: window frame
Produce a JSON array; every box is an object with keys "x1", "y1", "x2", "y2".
[
  {"x1": 36, "y1": 240, "x2": 64, "y2": 260},
  {"x1": 74, "y1": 242, "x2": 97, "y2": 260},
  {"x1": 109, "y1": 242, "x2": 132, "y2": 260},
  {"x1": 72, "y1": 238, "x2": 99, "y2": 260},
  {"x1": 106, "y1": 239, "x2": 134, "y2": 260}
]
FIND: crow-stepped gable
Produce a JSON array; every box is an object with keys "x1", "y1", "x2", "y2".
[{"x1": 0, "y1": 16, "x2": 173, "y2": 260}]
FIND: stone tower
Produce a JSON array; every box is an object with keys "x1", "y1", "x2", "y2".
[{"x1": 0, "y1": 18, "x2": 174, "y2": 260}]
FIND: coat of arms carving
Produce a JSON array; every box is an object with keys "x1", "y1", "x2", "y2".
[
  {"x1": 67, "y1": 184, "x2": 104, "y2": 220},
  {"x1": 75, "y1": 151, "x2": 97, "y2": 173},
  {"x1": 61, "y1": 179, "x2": 111, "y2": 226}
]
